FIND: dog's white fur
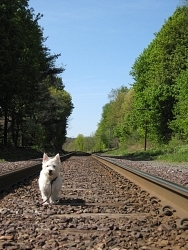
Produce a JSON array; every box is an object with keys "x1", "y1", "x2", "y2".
[{"x1": 38, "y1": 153, "x2": 62, "y2": 204}]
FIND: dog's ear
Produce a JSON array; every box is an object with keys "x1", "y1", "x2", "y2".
[
  {"x1": 43, "y1": 153, "x2": 48, "y2": 162},
  {"x1": 54, "y1": 153, "x2": 60, "y2": 162}
]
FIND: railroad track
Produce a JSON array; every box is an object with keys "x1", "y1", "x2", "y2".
[
  {"x1": 92, "y1": 154, "x2": 188, "y2": 221},
  {"x1": 0, "y1": 153, "x2": 188, "y2": 249},
  {"x1": 0, "y1": 152, "x2": 74, "y2": 191}
]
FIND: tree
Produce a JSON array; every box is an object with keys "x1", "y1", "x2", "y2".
[
  {"x1": 96, "y1": 86, "x2": 132, "y2": 149},
  {"x1": 0, "y1": 1, "x2": 69, "y2": 148},
  {"x1": 113, "y1": 88, "x2": 136, "y2": 142},
  {"x1": 0, "y1": 0, "x2": 29, "y2": 145},
  {"x1": 130, "y1": 5, "x2": 188, "y2": 143},
  {"x1": 170, "y1": 67, "x2": 188, "y2": 140},
  {"x1": 22, "y1": 77, "x2": 74, "y2": 150},
  {"x1": 75, "y1": 134, "x2": 85, "y2": 151}
]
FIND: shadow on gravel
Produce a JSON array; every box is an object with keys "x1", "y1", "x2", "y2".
[
  {"x1": 101, "y1": 150, "x2": 164, "y2": 161},
  {"x1": 73, "y1": 151, "x2": 91, "y2": 156},
  {"x1": 58, "y1": 198, "x2": 86, "y2": 206},
  {"x1": 0, "y1": 174, "x2": 39, "y2": 201}
]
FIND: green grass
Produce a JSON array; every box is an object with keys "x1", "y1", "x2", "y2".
[
  {"x1": 102, "y1": 148, "x2": 162, "y2": 161},
  {"x1": 156, "y1": 145, "x2": 188, "y2": 162},
  {"x1": 102, "y1": 144, "x2": 188, "y2": 163},
  {"x1": 1, "y1": 141, "x2": 188, "y2": 163}
]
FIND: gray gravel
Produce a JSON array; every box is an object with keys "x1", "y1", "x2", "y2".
[
  {"x1": 100, "y1": 156, "x2": 188, "y2": 187},
  {"x1": 0, "y1": 159, "x2": 42, "y2": 174},
  {"x1": 0, "y1": 156, "x2": 188, "y2": 187},
  {"x1": 0, "y1": 156, "x2": 188, "y2": 249}
]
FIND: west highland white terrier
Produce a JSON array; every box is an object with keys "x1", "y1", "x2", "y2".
[{"x1": 39, "y1": 153, "x2": 62, "y2": 204}]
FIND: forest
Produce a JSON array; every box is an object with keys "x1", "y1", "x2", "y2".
[
  {"x1": 0, "y1": 0, "x2": 74, "y2": 151},
  {"x1": 1, "y1": 1, "x2": 188, "y2": 157},
  {"x1": 64, "y1": 3, "x2": 188, "y2": 160}
]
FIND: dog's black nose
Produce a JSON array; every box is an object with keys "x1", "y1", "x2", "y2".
[{"x1": 49, "y1": 170, "x2": 52, "y2": 174}]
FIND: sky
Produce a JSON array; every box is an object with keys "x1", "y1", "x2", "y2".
[{"x1": 29, "y1": 0, "x2": 180, "y2": 138}]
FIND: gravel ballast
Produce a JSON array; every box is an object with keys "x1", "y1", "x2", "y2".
[
  {"x1": 0, "y1": 156, "x2": 188, "y2": 249},
  {"x1": 100, "y1": 156, "x2": 188, "y2": 187}
]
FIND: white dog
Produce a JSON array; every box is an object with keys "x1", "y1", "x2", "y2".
[{"x1": 39, "y1": 153, "x2": 62, "y2": 204}]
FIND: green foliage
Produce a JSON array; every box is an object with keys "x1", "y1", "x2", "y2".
[
  {"x1": 21, "y1": 77, "x2": 73, "y2": 150},
  {"x1": 95, "y1": 86, "x2": 140, "y2": 149},
  {"x1": 63, "y1": 4, "x2": 188, "y2": 156},
  {"x1": 156, "y1": 143, "x2": 188, "y2": 162},
  {"x1": 91, "y1": 4, "x2": 188, "y2": 153},
  {"x1": 130, "y1": 5, "x2": 188, "y2": 143},
  {"x1": 75, "y1": 134, "x2": 85, "y2": 151},
  {"x1": 102, "y1": 139, "x2": 188, "y2": 163},
  {"x1": 0, "y1": 1, "x2": 73, "y2": 150},
  {"x1": 63, "y1": 134, "x2": 104, "y2": 153},
  {"x1": 170, "y1": 67, "x2": 188, "y2": 140}
]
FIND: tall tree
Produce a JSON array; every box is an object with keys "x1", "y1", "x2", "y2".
[
  {"x1": 22, "y1": 77, "x2": 73, "y2": 150},
  {"x1": 0, "y1": 0, "x2": 29, "y2": 145},
  {"x1": 170, "y1": 67, "x2": 188, "y2": 140},
  {"x1": 130, "y1": 5, "x2": 188, "y2": 143},
  {"x1": 0, "y1": 1, "x2": 66, "y2": 147},
  {"x1": 75, "y1": 134, "x2": 85, "y2": 151},
  {"x1": 96, "y1": 87, "x2": 132, "y2": 148}
]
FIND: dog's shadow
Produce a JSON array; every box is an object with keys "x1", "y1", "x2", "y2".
[{"x1": 58, "y1": 197, "x2": 86, "y2": 206}]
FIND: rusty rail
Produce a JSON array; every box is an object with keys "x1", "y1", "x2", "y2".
[
  {"x1": 0, "y1": 152, "x2": 74, "y2": 191},
  {"x1": 92, "y1": 154, "x2": 188, "y2": 221}
]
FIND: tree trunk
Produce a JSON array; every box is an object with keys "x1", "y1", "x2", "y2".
[{"x1": 3, "y1": 107, "x2": 8, "y2": 146}]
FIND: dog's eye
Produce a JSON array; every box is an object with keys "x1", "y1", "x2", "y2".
[{"x1": 46, "y1": 165, "x2": 55, "y2": 168}]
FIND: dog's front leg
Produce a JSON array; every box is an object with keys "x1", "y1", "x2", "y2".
[
  {"x1": 41, "y1": 190, "x2": 50, "y2": 204},
  {"x1": 50, "y1": 194, "x2": 59, "y2": 204}
]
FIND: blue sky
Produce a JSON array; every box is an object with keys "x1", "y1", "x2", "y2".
[{"x1": 29, "y1": 0, "x2": 179, "y2": 138}]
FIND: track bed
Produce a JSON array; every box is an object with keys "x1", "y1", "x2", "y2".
[{"x1": 0, "y1": 155, "x2": 188, "y2": 249}]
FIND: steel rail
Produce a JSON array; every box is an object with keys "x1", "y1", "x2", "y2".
[
  {"x1": 0, "y1": 152, "x2": 74, "y2": 191},
  {"x1": 92, "y1": 154, "x2": 188, "y2": 220}
]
